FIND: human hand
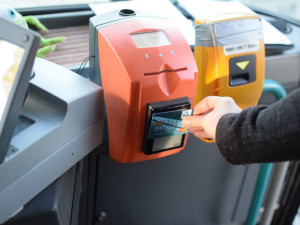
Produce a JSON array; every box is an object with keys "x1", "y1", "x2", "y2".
[{"x1": 182, "y1": 96, "x2": 242, "y2": 140}]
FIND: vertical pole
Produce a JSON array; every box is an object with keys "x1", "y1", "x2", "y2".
[{"x1": 260, "y1": 162, "x2": 290, "y2": 225}]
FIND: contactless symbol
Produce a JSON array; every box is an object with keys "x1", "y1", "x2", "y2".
[{"x1": 236, "y1": 60, "x2": 250, "y2": 70}]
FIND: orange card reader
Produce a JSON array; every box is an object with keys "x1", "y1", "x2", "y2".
[{"x1": 89, "y1": 9, "x2": 198, "y2": 163}]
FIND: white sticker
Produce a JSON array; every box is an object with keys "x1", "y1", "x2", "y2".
[
  {"x1": 181, "y1": 109, "x2": 192, "y2": 119},
  {"x1": 223, "y1": 41, "x2": 259, "y2": 56}
]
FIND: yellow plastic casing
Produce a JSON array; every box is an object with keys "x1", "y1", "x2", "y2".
[
  {"x1": 194, "y1": 1, "x2": 265, "y2": 109},
  {"x1": 194, "y1": 40, "x2": 265, "y2": 109}
]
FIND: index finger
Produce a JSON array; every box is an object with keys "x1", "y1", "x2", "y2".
[
  {"x1": 182, "y1": 114, "x2": 204, "y2": 128},
  {"x1": 193, "y1": 96, "x2": 221, "y2": 115}
]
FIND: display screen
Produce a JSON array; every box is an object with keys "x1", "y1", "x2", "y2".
[
  {"x1": 0, "y1": 39, "x2": 25, "y2": 123},
  {"x1": 152, "y1": 135, "x2": 183, "y2": 152},
  {"x1": 130, "y1": 31, "x2": 171, "y2": 48}
]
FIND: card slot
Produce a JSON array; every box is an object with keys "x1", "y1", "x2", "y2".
[{"x1": 143, "y1": 67, "x2": 187, "y2": 76}]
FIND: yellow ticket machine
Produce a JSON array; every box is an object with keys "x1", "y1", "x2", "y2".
[{"x1": 193, "y1": 1, "x2": 265, "y2": 109}]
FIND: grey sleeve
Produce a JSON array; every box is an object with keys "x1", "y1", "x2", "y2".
[{"x1": 216, "y1": 88, "x2": 300, "y2": 165}]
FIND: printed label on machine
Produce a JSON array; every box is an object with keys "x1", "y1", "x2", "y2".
[
  {"x1": 223, "y1": 41, "x2": 259, "y2": 56},
  {"x1": 148, "y1": 109, "x2": 192, "y2": 139}
]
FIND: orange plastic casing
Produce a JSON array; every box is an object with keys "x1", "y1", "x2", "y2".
[{"x1": 97, "y1": 17, "x2": 198, "y2": 163}]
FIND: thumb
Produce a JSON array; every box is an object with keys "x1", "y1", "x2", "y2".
[{"x1": 182, "y1": 115, "x2": 204, "y2": 128}]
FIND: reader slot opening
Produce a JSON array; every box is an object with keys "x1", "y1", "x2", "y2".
[
  {"x1": 144, "y1": 67, "x2": 187, "y2": 76},
  {"x1": 230, "y1": 73, "x2": 250, "y2": 86}
]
